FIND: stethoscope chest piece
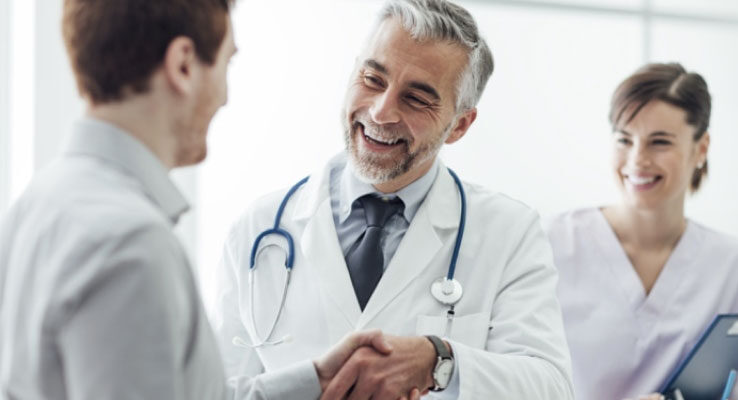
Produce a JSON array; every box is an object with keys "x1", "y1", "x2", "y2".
[{"x1": 431, "y1": 277, "x2": 463, "y2": 306}]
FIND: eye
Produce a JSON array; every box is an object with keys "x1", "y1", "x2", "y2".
[
  {"x1": 615, "y1": 137, "x2": 631, "y2": 145},
  {"x1": 405, "y1": 94, "x2": 430, "y2": 108},
  {"x1": 652, "y1": 139, "x2": 672, "y2": 146},
  {"x1": 363, "y1": 74, "x2": 384, "y2": 89}
]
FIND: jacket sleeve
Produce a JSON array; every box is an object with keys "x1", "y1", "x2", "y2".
[{"x1": 452, "y1": 212, "x2": 574, "y2": 399}]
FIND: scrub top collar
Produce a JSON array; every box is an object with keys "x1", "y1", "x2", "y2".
[
  {"x1": 63, "y1": 117, "x2": 190, "y2": 224},
  {"x1": 338, "y1": 157, "x2": 440, "y2": 224}
]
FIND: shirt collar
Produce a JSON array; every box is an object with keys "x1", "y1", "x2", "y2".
[
  {"x1": 338, "y1": 157, "x2": 440, "y2": 223},
  {"x1": 62, "y1": 117, "x2": 190, "y2": 224}
]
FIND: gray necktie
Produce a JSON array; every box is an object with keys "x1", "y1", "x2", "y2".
[{"x1": 345, "y1": 195, "x2": 404, "y2": 311}]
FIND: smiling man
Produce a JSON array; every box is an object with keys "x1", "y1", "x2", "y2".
[{"x1": 213, "y1": 0, "x2": 574, "y2": 398}]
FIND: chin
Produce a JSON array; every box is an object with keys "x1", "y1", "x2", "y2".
[{"x1": 175, "y1": 145, "x2": 207, "y2": 167}]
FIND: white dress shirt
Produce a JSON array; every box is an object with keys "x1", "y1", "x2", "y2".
[
  {"x1": 545, "y1": 208, "x2": 738, "y2": 400},
  {"x1": 330, "y1": 158, "x2": 439, "y2": 269},
  {"x1": 0, "y1": 118, "x2": 319, "y2": 399}
]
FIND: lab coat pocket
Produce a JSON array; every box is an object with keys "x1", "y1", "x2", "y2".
[{"x1": 415, "y1": 312, "x2": 489, "y2": 349}]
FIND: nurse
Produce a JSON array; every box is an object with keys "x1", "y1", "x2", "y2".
[{"x1": 545, "y1": 62, "x2": 738, "y2": 400}]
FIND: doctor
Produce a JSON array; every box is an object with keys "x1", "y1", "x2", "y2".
[{"x1": 213, "y1": 0, "x2": 574, "y2": 398}]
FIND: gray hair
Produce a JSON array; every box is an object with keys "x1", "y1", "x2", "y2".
[{"x1": 376, "y1": 0, "x2": 494, "y2": 112}]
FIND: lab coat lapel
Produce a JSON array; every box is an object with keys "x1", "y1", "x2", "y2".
[
  {"x1": 358, "y1": 166, "x2": 460, "y2": 328},
  {"x1": 294, "y1": 157, "x2": 362, "y2": 328}
]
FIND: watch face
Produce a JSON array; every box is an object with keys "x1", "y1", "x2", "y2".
[{"x1": 433, "y1": 359, "x2": 455, "y2": 388}]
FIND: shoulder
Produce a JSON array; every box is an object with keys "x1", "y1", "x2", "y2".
[
  {"x1": 691, "y1": 221, "x2": 738, "y2": 262},
  {"x1": 23, "y1": 159, "x2": 183, "y2": 270},
  {"x1": 541, "y1": 207, "x2": 600, "y2": 237},
  {"x1": 538, "y1": 207, "x2": 605, "y2": 262},
  {"x1": 462, "y1": 181, "x2": 536, "y2": 221}
]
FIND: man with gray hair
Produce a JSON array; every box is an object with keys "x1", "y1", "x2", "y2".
[{"x1": 213, "y1": 0, "x2": 574, "y2": 398}]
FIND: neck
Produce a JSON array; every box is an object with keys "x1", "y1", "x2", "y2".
[
  {"x1": 372, "y1": 157, "x2": 436, "y2": 194},
  {"x1": 602, "y1": 199, "x2": 686, "y2": 250},
  {"x1": 87, "y1": 95, "x2": 176, "y2": 169}
]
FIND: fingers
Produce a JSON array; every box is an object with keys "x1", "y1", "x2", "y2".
[
  {"x1": 348, "y1": 329, "x2": 392, "y2": 355},
  {"x1": 321, "y1": 356, "x2": 362, "y2": 400}
]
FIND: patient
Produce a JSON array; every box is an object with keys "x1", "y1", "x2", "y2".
[{"x1": 545, "y1": 63, "x2": 738, "y2": 399}]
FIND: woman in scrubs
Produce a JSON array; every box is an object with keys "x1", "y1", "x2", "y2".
[{"x1": 546, "y1": 63, "x2": 738, "y2": 400}]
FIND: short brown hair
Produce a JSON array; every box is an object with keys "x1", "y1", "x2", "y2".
[
  {"x1": 609, "y1": 63, "x2": 711, "y2": 191},
  {"x1": 62, "y1": 0, "x2": 234, "y2": 104}
]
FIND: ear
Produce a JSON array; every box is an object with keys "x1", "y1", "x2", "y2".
[
  {"x1": 445, "y1": 108, "x2": 477, "y2": 145},
  {"x1": 696, "y1": 131, "x2": 710, "y2": 164},
  {"x1": 162, "y1": 36, "x2": 198, "y2": 96}
]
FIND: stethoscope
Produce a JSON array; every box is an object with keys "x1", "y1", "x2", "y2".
[{"x1": 238, "y1": 168, "x2": 467, "y2": 348}]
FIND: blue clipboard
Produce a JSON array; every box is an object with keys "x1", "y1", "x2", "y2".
[{"x1": 661, "y1": 314, "x2": 738, "y2": 400}]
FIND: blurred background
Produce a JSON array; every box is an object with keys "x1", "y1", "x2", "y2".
[{"x1": 1, "y1": 0, "x2": 737, "y2": 308}]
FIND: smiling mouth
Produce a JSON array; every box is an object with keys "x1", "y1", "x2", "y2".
[
  {"x1": 625, "y1": 174, "x2": 662, "y2": 188},
  {"x1": 356, "y1": 122, "x2": 407, "y2": 148}
]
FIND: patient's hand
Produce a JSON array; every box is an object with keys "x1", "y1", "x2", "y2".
[{"x1": 313, "y1": 330, "x2": 393, "y2": 392}]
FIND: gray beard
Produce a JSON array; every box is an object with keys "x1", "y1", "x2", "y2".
[{"x1": 342, "y1": 119, "x2": 451, "y2": 185}]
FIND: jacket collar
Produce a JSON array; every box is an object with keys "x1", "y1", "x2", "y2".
[
  {"x1": 292, "y1": 152, "x2": 460, "y2": 230},
  {"x1": 63, "y1": 117, "x2": 189, "y2": 224}
]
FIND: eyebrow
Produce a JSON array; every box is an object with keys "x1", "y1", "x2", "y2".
[
  {"x1": 362, "y1": 59, "x2": 441, "y2": 102},
  {"x1": 364, "y1": 59, "x2": 388, "y2": 75},
  {"x1": 617, "y1": 129, "x2": 676, "y2": 138}
]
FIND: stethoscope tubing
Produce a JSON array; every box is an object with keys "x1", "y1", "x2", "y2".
[
  {"x1": 247, "y1": 168, "x2": 467, "y2": 346},
  {"x1": 445, "y1": 168, "x2": 466, "y2": 281}
]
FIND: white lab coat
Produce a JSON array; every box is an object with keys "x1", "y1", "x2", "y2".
[
  {"x1": 545, "y1": 208, "x2": 738, "y2": 400},
  {"x1": 212, "y1": 155, "x2": 574, "y2": 399}
]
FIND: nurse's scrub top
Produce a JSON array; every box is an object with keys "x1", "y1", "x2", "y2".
[{"x1": 545, "y1": 208, "x2": 738, "y2": 400}]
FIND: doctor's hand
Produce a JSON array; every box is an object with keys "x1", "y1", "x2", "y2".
[
  {"x1": 320, "y1": 335, "x2": 436, "y2": 400},
  {"x1": 313, "y1": 329, "x2": 394, "y2": 394}
]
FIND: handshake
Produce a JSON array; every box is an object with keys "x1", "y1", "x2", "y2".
[{"x1": 312, "y1": 330, "x2": 445, "y2": 400}]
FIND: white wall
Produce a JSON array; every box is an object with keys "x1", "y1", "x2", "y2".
[
  {"x1": 33, "y1": 0, "x2": 84, "y2": 170},
  {"x1": 2, "y1": 0, "x2": 737, "y2": 308},
  {"x1": 0, "y1": 0, "x2": 10, "y2": 211}
]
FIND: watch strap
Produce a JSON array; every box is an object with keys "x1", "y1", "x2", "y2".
[{"x1": 426, "y1": 335, "x2": 452, "y2": 360}]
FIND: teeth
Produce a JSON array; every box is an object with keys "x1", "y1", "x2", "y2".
[
  {"x1": 627, "y1": 175, "x2": 657, "y2": 185},
  {"x1": 363, "y1": 127, "x2": 401, "y2": 145}
]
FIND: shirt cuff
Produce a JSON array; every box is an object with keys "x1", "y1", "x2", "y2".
[{"x1": 260, "y1": 359, "x2": 321, "y2": 399}]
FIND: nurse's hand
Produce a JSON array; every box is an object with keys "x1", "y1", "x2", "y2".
[
  {"x1": 313, "y1": 329, "x2": 394, "y2": 393},
  {"x1": 623, "y1": 394, "x2": 665, "y2": 400},
  {"x1": 320, "y1": 335, "x2": 435, "y2": 400}
]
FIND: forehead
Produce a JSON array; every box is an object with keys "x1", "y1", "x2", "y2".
[
  {"x1": 362, "y1": 18, "x2": 469, "y2": 96},
  {"x1": 622, "y1": 100, "x2": 694, "y2": 136}
]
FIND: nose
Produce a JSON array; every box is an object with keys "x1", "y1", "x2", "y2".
[
  {"x1": 369, "y1": 90, "x2": 401, "y2": 125},
  {"x1": 628, "y1": 141, "x2": 651, "y2": 168}
]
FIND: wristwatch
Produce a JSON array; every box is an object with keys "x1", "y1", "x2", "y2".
[{"x1": 425, "y1": 335, "x2": 454, "y2": 391}]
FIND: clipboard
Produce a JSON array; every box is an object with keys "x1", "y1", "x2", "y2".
[{"x1": 661, "y1": 314, "x2": 738, "y2": 400}]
